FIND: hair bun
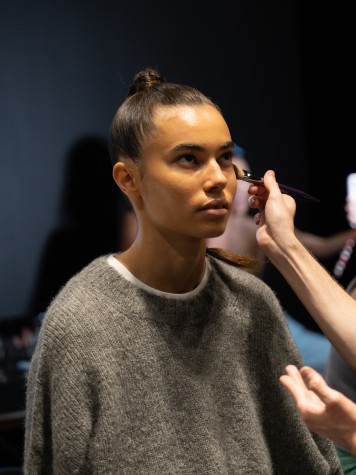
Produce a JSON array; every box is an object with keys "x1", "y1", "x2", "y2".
[{"x1": 128, "y1": 68, "x2": 165, "y2": 96}]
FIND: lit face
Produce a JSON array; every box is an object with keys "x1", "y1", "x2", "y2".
[{"x1": 135, "y1": 104, "x2": 236, "y2": 241}]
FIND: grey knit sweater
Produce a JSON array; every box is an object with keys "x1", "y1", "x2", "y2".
[{"x1": 24, "y1": 254, "x2": 342, "y2": 474}]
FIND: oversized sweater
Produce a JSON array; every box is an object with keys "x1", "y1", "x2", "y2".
[{"x1": 24, "y1": 254, "x2": 342, "y2": 474}]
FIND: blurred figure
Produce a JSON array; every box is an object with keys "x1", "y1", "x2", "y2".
[{"x1": 29, "y1": 136, "x2": 122, "y2": 315}]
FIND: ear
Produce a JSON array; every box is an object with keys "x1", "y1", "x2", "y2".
[{"x1": 113, "y1": 161, "x2": 140, "y2": 198}]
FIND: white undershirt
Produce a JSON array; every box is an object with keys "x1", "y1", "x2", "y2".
[{"x1": 107, "y1": 254, "x2": 211, "y2": 300}]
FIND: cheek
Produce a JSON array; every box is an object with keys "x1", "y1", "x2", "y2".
[
  {"x1": 228, "y1": 179, "x2": 238, "y2": 200},
  {"x1": 142, "y1": 178, "x2": 192, "y2": 212}
]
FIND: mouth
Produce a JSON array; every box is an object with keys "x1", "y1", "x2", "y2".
[
  {"x1": 200, "y1": 199, "x2": 229, "y2": 211},
  {"x1": 199, "y1": 199, "x2": 229, "y2": 216}
]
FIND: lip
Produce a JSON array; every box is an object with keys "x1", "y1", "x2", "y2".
[{"x1": 199, "y1": 199, "x2": 229, "y2": 216}]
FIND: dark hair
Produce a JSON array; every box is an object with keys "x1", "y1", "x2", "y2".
[{"x1": 109, "y1": 67, "x2": 220, "y2": 165}]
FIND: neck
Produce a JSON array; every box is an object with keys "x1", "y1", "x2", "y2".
[{"x1": 116, "y1": 232, "x2": 207, "y2": 294}]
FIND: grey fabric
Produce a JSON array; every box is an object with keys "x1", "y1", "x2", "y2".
[{"x1": 24, "y1": 255, "x2": 342, "y2": 474}]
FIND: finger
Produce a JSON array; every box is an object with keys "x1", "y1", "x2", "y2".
[
  {"x1": 300, "y1": 366, "x2": 339, "y2": 405},
  {"x1": 280, "y1": 365, "x2": 309, "y2": 397},
  {"x1": 248, "y1": 184, "x2": 264, "y2": 196},
  {"x1": 285, "y1": 365, "x2": 306, "y2": 386},
  {"x1": 279, "y1": 374, "x2": 308, "y2": 405},
  {"x1": 254, "y1": 212, "x2": 262, "y2": 225},
  {"x1": 249, "y1": 195, "x2": 265, "y2": 211},
  {"x1": 248, "y1": 195, "x2": 259, "y2": 208},
  {"x1": 248, "y1": 184, "x2": 258, "y2": 195},
  {"x1": 261, "y1": 170, "x2": 281, "y2": 196}
]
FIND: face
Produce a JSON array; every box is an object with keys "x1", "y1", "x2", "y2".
[{"x1": 134, "y1": 104, "x2": 236, "y2": 241}]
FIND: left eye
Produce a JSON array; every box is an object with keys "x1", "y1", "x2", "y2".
[{"x1": 177, "y1": 154, "x2": 197, "y2": 164}]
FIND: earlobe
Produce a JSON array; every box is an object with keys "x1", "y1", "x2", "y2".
[{"x1": 113, "y1": 162, "x2": 139, "y2": 197}]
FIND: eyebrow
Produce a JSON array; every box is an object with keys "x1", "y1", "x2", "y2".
[{"x1": 171, "y1": 141, "x2": 234, "y2": 153}]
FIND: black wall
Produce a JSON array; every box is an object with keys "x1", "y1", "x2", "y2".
[
  {"x1": 1, "y1": 1, "x2": 353, "y2": 322},
  {"x1": 272, "y1": 4, "x2": 356, "y2": 330}
]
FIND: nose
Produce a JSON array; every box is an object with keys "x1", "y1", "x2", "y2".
[{"x1": 203, "y1": 159, "x2": 227, "y2": 192}]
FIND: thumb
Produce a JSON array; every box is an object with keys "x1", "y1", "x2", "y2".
[{"x1": 262, "y1": 170, "x2": 281, "y2": 195}]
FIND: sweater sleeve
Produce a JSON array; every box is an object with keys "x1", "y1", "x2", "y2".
[{"x1": 24, "y1": 309, "x2": 94, "y2": 474}]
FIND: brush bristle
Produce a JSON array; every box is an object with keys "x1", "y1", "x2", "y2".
[{"x1": 233, "y1": 164, "x2": 244, "y2": 180}]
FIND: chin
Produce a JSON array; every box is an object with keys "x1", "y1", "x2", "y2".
[{"x1": 204, "y1": 227, "x2": 226, "y2": 239}]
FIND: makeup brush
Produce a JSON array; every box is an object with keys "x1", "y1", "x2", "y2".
[{"x1": 233, "y1": 164, "x2": 320, "y2": 204}]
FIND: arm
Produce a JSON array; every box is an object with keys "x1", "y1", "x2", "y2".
[
  {"x1": 295, "y1": 228, "x2": 356, "y2": 259},
  {"x1": 248, "y1": 170, "x2": 356, "y2": 370},
  {"x1": 280, "y1": 365, "x2": 356, "y2": 456}
]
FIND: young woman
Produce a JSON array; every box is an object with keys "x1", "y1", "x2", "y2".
[{"x1": 24, "y1": 68, "x2": 342, "y2": 473}]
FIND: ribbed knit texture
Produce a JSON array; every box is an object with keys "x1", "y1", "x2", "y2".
[{"x1": 24, "y1": 255, "x2": 342, "y2": 474}]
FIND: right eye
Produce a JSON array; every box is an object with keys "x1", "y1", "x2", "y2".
[{"x1": 217, "y1": 152, "x2": 233, "y2": 167}]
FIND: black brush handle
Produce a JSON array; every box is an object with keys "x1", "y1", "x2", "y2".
[
  {"x1": 241, "y1": 169, "x2": 321, "y2": 204},
  {"x1": 278, "y1": 183, "x2": 321, "y2": 203}
]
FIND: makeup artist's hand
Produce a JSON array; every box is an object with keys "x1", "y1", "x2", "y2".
[
  {"x1": 250, "y1": 171, "x2": 356, "y2": 373},
  {"x1": 280, "y1": 365, "x2": 356, "y2": 456},
  {"x1": 248, "y1": 170, "x2": 298, "y2": 260}
]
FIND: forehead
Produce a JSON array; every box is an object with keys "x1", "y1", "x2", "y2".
[{"x1": 148, "y1": 104, "x2": 231, "y2": 149}]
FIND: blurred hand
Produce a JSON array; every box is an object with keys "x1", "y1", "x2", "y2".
[{"x1": 280, "y1": 365, "x2": 356, "y2": 455}]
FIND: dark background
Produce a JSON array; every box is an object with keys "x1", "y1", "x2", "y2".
[
  {"x1": 0, "y1": 0, "x2": 355, "y2": 468},
  {"x1": 0, "y1": 1, "x2": 306, "y2": 324},
  {"x1": 0, "y1": 2, "x2": 354, "y2": 326},
  {"x1": 265, "y1": 3, "x2": 356, "y2": 330}
]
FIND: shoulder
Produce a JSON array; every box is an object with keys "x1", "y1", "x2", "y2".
[
  {"x1": 30, "y1": 255, "x2": 144, "y2": 370},
  {"x1": 48, "y1": 255, "x2": 116, "y2": 308},
  {"x1": 42, "y1": 255, "x2": 126, "y2": 340},
  {"x1": 208, "y1": 253, "x2": 266, "y2": 287},
  {"x1": 207, "y1": 254, "x2": 281, "y2": 308}
]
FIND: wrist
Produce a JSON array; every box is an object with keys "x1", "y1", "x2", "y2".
[{"x1": 262, "y1": 234, "x2": 303, "y2": 267}]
